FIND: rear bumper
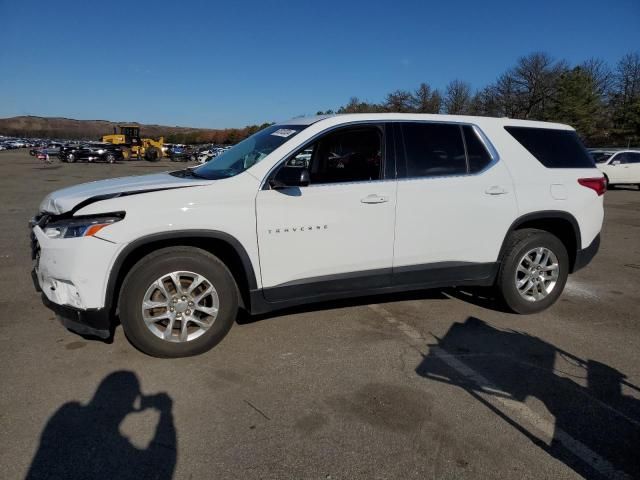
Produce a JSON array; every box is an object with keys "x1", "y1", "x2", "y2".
[{"x1": 573, "y1": 234, "x2": 600, "y2": 272}]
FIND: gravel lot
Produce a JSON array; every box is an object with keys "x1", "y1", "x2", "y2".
[{"x1": 1, "y1": 149, "x2": 639, "y2": 480}]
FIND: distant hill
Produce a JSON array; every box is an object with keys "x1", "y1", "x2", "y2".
[{"x1": 0, "y1": 115, "x2": 270, "y2": 144}]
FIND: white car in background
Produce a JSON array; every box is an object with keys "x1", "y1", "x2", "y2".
[
  {"x1": 197, "y1": 150, "x2": 215, "y2": 163},
  {"x1": 596, "y1": 150, "x2": 640, "y2": 188}
]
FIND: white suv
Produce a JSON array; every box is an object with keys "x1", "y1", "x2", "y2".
[{"x1": 31, "y1": 114, "x2": 605, "y2": 357}]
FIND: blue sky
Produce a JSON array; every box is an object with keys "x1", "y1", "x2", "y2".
[{"x1": 0, "y1": 0, "x2": 638, "y2": 128}]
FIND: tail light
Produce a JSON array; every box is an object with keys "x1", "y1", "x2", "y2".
[{"x1": 578, "y1": 177, "x2": 606, "y2": 196}]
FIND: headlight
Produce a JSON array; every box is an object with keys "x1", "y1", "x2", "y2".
[
  {"x1": 97, "y1": 149, "x2": 105, "y2": 154},
  {"x1": 44, "y1": 215, "x2": 123, "y2": 239}
]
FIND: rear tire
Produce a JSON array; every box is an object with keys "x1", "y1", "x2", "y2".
[
  {"x1": 496, "y1": 229, "x2": 569, "y2": 314},
  {"x1": 604, "y1": 174, "x2": 613, "y2": 190},
  {"x1": 119, "y1": 247, "x2": 238, "y2": 357}
]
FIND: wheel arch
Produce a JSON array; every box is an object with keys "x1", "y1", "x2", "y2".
[
  {"x1": 498, "y1": 211, "x2": 582, "y2": 273},
  {"x1": 106, "y1": 230, "x2": 258, "y2": 318}
]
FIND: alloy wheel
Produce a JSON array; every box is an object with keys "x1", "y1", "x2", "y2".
[
  {"x1": 515, "y1": 247, "x2": 560, "y2": 302},
  {"x1": 141, "y1": 271, "x2": 219, "y2": 342}
]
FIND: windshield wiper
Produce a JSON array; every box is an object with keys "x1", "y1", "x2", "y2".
[{"x1": 170, "y1": 168, "x2": 206, "y2": 179}]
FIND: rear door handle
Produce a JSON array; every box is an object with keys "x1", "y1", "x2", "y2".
[
  {"x1": 361, "y1": 194, "x2": 389, "y2": 204},
  {"x1": 485, "y1": 186, "x2": 508, "y2": 195}
]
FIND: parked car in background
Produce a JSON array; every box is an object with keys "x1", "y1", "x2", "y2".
[
  {"x1": 596, "y1": 150, "x2": 640, "y2": 188},
  {"x1": 43, "y1": 143, "x2": 63, "y2": 156},
  {"x1": 31, "y1": 114, "x2": 604, "y2": 357},
  {"x1": 168, "y1": 145, "x2": 190, "y2": 162},
  {"x1": 30, "y1": 143, "x2": 63, "y2": 156},
  {"x1": 59, "y1": 144, "x2": 83, "y2": 163},
  {"x1": 197, "y1": 149, "x2": 215, "y2": 163},
  {"x1": 65, "y1": 143, "x2": 124, "y2": 163}
]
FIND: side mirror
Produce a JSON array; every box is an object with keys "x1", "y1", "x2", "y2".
[
  {"x1": 611, "y1": 160, "x2": 621, "y2": 165},
  {"x1": 270, "y1": 166, "x2": 310, "y2": 189}
]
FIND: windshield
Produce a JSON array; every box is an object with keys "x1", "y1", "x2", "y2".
[{"x1": 193, "y1": 125, "x2": 306, "y2": 180}]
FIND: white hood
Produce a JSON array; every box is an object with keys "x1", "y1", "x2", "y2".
[{"x1": 40, "y1": 172, "x2": 214, "y2": 215}]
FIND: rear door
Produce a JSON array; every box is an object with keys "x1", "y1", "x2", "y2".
[
  {"x1": 256, "y1": 123, "x2": 397, "y2": 302},
  {"x1": 392, "y1": 122, "x2": 517, "y2": 286},
  {"x1": 619, "y1": 152, "x2": 640, "y2": 183}
]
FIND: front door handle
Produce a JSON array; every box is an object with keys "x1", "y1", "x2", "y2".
[
  {"x1": 361, "y1": 194, "x2": 389, "y2": 204},
  {"x1": 485, "y1": 185, "x2": 508, "y2": 195}
]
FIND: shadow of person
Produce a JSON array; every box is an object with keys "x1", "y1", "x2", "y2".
[
  {"x1": 26, "y1": 371, "x2": 176, "y2": 480},
  {"x1": 416, "y1": 317, "x2": 640, "y2": 479}
]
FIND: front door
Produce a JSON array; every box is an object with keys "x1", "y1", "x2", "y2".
[{"x1": 256, "y1": 124, "x2": 397, "y2": 302}]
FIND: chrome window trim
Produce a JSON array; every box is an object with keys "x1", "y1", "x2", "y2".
[
  {"x1": 259, "y1": 119, "x2": 501, "y2": 190},
  {"x1": 397, "y1": 122, "x2": 500, "y2": 181},
  {"x1": 305, "y1": 178, "x2": 396, "y2": 188}
]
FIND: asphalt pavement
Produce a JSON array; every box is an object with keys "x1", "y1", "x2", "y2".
[{"x1": 1, "y1": 150, "x2": 639, "y2": 480}]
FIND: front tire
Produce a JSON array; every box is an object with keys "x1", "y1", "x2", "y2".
[
  {"x1": 497, "y1": 229, "x2": 569, "y2": 314},
  {"x1": 105, "y1": 153, "x2": 116, "y2": 164},
  {"x1": 119, "y1": 247, "x2": 238, "y2": 357},
  {"x1": 144, "y1": 147, "x2": 161, "y2": 162}
]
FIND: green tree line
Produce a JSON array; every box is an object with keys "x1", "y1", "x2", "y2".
[{"x1": 317, "y1": 52, "x2": 640, "y2": 147}]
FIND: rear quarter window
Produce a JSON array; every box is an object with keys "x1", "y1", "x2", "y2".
[{"x1": 505, "y1": 126, "x2": 595, "y2": 168}]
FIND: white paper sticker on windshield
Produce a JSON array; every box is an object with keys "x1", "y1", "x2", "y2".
[{"x1": 271, "y1": 128, "x2": 297, "y2": 138}]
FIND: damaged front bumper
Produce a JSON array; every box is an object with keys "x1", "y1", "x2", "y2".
[
  {"x1": 40, "y1": 293, "x2": 112, "y2": 339},
  {"x1": 30, "y1": 218, "x2": 119, "y2": 340}
]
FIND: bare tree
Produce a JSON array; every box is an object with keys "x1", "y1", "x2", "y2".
[
  {"x1": 410, "y1": 83, "x2": 442, "y2": 113},
  {"x1": 330, "y1": 50, "x2": 638, "y2": 146},
  {"x1": 504, "y1": 52, "x2": 567, "y2": 119},
  {"x1": 580, "y1": 58, "x2": 613, "y2": 97},
  {"x1": 443, "y1": 80, "x2": 472, "y2": 114},
  {"x1": 469, "y1": 85, "x2": 502, "y2": 117},
  {"x1": 613, "y1": 53, "x2": 640, "y2": 104},
  {"x1": 338, "y1": 97, "x2": 383, "y2": 113},
  {"x1": 610, "y1": 52, "x2": 640, "y2": 143},
  {"x1": 384, "y1": 90, "x2": 414, "y2": 112}
]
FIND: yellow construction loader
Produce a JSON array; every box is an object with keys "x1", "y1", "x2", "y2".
[{"x1": 102, "y1": 125, "x2": 164, "y2": 161}]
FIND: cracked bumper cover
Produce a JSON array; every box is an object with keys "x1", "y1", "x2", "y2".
[
  {"x1": 41, "y1": 293, "x2": 112, "y2": 339},
  {"x1": 31, "y1": 225, "x2": 119, "y2": 339}
]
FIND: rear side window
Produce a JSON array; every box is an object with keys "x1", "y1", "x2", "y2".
[
  {"x1": 505, "y1": 126, "x2": 595, "y2": 168},
  {"x1": 462, "y1": 125, "x2": 492, "y2": 173},
  {"x1": 401, "y1": 123, "x2": 467, "y2": 178}
]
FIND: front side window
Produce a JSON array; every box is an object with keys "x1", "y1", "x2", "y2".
[
  {"x1": 287, "y1": 126, "x2": 383, "y2": 184},
  {"x1": 194, "y1": 124, "x2": 307, "y2": 180},
  {"x1": 611, "y1": 153, "x2": 627, "y2": 164},
  {"x1": 401, "y1": 123, "x2": 467, "y2": 178}
]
